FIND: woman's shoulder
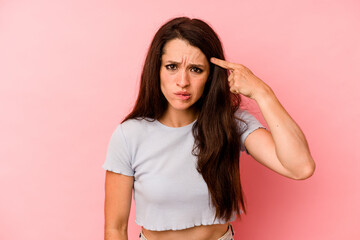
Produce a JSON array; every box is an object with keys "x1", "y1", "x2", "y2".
[
  {"x1": 234, "y1": 108, "x2": 264, "y2": 131},
  {"x1": 121, "y1": 117, "x2": 154, "y2": 127},
  {"x1": 120, "y1": 117, "x2": 157, "y2": 136},
  {"x1": 234, "y1": 108, "x2": 254, "y2": 120}
]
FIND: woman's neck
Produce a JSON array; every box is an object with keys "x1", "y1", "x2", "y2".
[{"x1": 158, "y1": 107, "x2": 198, "y2": 128}]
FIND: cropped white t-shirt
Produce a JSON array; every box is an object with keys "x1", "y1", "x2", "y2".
[{"x1": 102, "y1": 109, "x2": 265, "y2": 231}]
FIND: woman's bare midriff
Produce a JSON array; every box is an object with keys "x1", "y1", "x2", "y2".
[{"x1": 141, "y1": 222, "x2": 229, "y2": 240}]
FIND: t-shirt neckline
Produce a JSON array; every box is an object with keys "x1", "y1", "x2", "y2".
[{"x1": 154, "y1": 118, "x2": 197, "y2": 130}]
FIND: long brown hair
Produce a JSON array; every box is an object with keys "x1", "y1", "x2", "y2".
[{"x1": 123, "y1": 17, "x2": 246, "y2": 222}]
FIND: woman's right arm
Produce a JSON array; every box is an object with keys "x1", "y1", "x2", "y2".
[{"x1": 104, "y1": 170, "x2": 134, "y2": 240}]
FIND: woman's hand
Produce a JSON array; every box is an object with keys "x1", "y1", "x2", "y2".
[
  {"x1": 211, "y1": 57, "x2": 315, "y2": 180},
  {"x1": 210, "y1": 57, "x2": 270, "y2": 100}
]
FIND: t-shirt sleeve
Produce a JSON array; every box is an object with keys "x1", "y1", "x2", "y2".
[
  {"x1": 235, "y1": 109, "x2": 267, "y2": 155},
  {"x1": 102, "y1": 124, "x2": 135, "y2": 176}
]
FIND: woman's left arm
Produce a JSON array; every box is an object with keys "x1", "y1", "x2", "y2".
[{"x1": 211, "y1": 57, "x2": 316, "y2": 180}]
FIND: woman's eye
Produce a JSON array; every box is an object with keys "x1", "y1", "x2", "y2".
[
  {"x1": 191, "y1": 67, "x2": 203, "y2": 73},
  {"x1": 165, "y1": 64, "x2": 177, "y2": 70}
]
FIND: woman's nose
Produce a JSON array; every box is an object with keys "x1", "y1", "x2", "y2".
[{"x1": 177, "y1": 70, "x2": 190, "y2": 88}]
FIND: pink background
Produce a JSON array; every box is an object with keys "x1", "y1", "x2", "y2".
[{"x1": 1, "y1": 0, "x2": 359, "y2": 239}]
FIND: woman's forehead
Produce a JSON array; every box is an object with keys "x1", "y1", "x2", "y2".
[{"x1": 161, "y1": 39, "x2": 208, "y2": 65}]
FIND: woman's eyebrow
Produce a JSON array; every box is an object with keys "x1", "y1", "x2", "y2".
[
  {"x1": 164, "y1": 60, "x2": 181, "y2": 64},
  {"x1": 164, "y1": 60, "x2": 205, "y2": 68},
  {"x1": 189, "y1": 64, "x2": 205, "y2": 68}
]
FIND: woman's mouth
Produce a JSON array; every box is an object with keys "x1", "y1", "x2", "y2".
[{"x1": 175, "y1": 91, "x2": 191, "y2": 100}]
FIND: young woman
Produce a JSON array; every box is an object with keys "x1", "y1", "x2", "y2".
[{"x1": 102, "y1": 17, "x2": 315, "y2": 240}]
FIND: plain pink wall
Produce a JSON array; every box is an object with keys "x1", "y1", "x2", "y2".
[{"x1": 1, "y1": 0, "x2": 359, "y2": 239}]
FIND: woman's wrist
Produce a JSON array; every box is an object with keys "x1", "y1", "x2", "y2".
[{"x1": 252, "y1": 83, "x2": 276, "y2": 105}]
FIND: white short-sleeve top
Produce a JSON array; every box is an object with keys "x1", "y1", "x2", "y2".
[{"x1": 102, "y1": 109, "x2": 265, "y2": 231}]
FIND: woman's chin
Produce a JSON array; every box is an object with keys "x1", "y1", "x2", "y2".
[{"x1": 168, "y1": 102, "x2": 195, "y2": 112}]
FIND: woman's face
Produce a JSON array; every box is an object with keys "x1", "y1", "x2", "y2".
[{"x1": 160, "y1": 38, "x2": 210, "y2": 114}]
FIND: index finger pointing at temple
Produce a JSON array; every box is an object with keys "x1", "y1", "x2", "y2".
[{"x1": 210, "y1": 57, "x2": 237, "y2": 70}]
